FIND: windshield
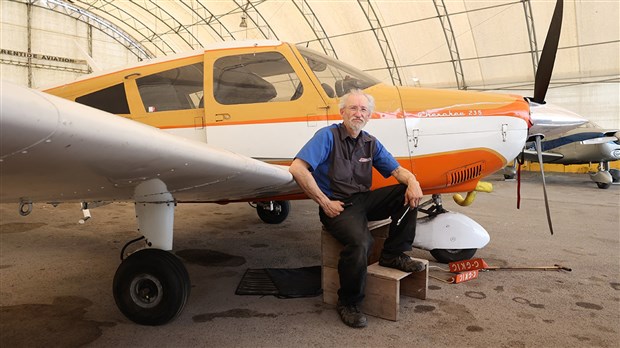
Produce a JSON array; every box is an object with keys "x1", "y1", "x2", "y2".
[{"x1": 297, "y1": 46, "x2": 381, "y2": 97}]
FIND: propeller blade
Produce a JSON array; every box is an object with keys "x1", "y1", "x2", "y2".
[
  {"x1": 532, "y1": 0, "x2": 564, "y2": 104},
  {"x1": 534, "y1": 135, "x2": 554, "y2": 235}
]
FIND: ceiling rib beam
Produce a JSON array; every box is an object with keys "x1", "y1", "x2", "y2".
[
  {"x1": 179, "y1": 1, "x2": 236, "y2": 42},
  {"x1": 433, "y1": 0, "x2": 467, "y2": 90},
  {"x1": 521, "y1": 0, "x2": 540, "y2": 78},
  {"x1": 128, "y1": 0, "x2": 202, "y2": 51},
  {"x1": 356, "y1": 0, "x2": 402, "y2": 86},
  {"x1": 73, "y1": 0, "x2": 173, "y2": 56},
  {"x1": 24, "y1": 0, "x2": 154, "y2": 60},
  {"x1": 291, "y1": 0, "x2": 337, "y2": 58}
]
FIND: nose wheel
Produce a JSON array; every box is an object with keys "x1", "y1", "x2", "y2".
[
  {"x1": 254, "y1": 200, "x2": 290, "y2": 224},
  {"x1": 113, "y1": 248, "x2": 190, "y2": 326}
]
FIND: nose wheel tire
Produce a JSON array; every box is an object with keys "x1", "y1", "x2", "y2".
[
  {"x1": 596, "y1": 182, "x2": 611, "y2": 189},
  {"x1": 430, "y1": 248, "x2": 477, "y2": 263},
  {"x1": 256, "y1": 200, "x2": 290, "y2": 224},
  {"x1": 113, "y1": 248, "x2": 190, "y2": 326}
]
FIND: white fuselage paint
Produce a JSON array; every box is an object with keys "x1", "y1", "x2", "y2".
[{"x1": 163, "y1": 116, "x2": 528, "y2": 164}]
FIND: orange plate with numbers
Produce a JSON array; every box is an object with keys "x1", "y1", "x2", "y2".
[
  {"x1": 448, "y1": 258, "x2": 490, "y2": 273},
  {"x1": 451, "y1": 270, "x2": 479, "y2": 284}
]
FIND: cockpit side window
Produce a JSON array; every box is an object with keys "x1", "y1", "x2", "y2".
[
  {"x1": 297, "y1": 46, "x2": 381, "y2": 97},
  {"x1": 213, "y1": 52, "x2": 301, "y2": 105},
  {"x1": 136, "y1": 62, "x2": 204, "y2": 112},
  {"x1": 75, "y1": 83, "x2": 130, "y2": 114}
]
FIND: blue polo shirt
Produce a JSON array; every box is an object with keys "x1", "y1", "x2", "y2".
[{"x1": 295, "y1": 123, "x2": 400, "y2": 199}]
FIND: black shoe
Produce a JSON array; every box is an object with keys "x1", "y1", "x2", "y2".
[
  {"x1": 336, "y1": 301, "x2": 367, "y2": 328},
  {"x1": 379, "y1": 253, "x2": 426, "y2": 272}
]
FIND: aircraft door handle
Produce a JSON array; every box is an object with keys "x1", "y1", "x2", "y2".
[
  {"x1": 409, "y1": 129, "x2": 420, "y2": 148},
  {"x1": 215, "y1": 113, "x2": 231, "y2": 122}
]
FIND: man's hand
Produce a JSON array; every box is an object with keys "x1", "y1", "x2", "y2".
[
  {"x1": 321, "y1": 200, "x2": 346, "y2": 218},
  {"x1": 290, "y1": 158, "x2": 346, "y2": 216},
  {"x1": 404, "y1": 179, "x2": 423, "y2": 208},
  {"x1": 391, "y1": 166, "x2": 423, "y2": 208}
]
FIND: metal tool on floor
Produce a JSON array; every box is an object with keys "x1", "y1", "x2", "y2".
[
  {"x1": 429, "y1": 258, "x2": 571, "y2": 284},
  {"x1": 448, "y1": 258, "x2": 572, "y2": 272}
]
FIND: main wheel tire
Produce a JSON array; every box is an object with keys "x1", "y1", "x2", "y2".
[
  {"x1": 257, "y1": 200, "x2": 290, "y2": 224},
  {"x1": 113, "y1": 248, "x2": 190, "y2": 326},
  {"x1": 430, "y1": 248, "x2": 477, "y2": 264},
  {"x1": 596, "y1": 182, "x2": 611, "y2": 189}
]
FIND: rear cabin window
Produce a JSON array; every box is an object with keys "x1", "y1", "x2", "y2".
[
  {"x1": 136, "y1": 62, "x2": 204, "y2": 112},
  {"x1": 213, "y1": 52, "x2": 301, "y2": 105},
  {"x1": 75, "y1": 83, "x2": 130, "y2": 114}
]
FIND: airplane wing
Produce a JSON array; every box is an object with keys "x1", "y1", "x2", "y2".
[
  {"x1": 0, "y1": 81, "x2": 301, "y2": 204},
  {"x1": 521, "y1": 149, "x2": 564, "y2": 163}
]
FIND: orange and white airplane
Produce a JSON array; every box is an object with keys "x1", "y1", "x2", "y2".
[{"x1": 0, "y1": 0, "x2": 584, "y2": 325}]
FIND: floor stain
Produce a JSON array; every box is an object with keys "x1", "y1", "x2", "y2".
[
  {"x1": 610, "y1": 282, "x2": 620, "y2": 290},
  {"x1": 513, "y1": 297, "x2": 545, "y2": 309},
  {"x1": 414, "y1": 305, "x2": 436, "y2": 313},
  {"x1": 494, "y1": 286, "x2": 504, "y2": 292},
  {"x1": 0, "y1": 296, "x2": 115, "y2": 348},
  {"x1": 576, "y1": 302, "x2": 603, "y2": 310},
  {"x1": 0, "y1": 264, "x2": 13, "y2": 269},
  {"x1": 193, "y1": 308, "x2": 278, "y2": 322},
  {"x1": 571, "y1": 335, "x2": 591, "y2": 342},
  {"x1": 465, "y1": 291, "x2": 486, "y2": 300},
  {"x1": 432, "y1": 299, "x2": 478, "y2": 329},
  {"x1": 466, "y1": 325, "x2": 484, "y2": 332},
  {"x1": 517, "y1": 312, "x2": 535, "y2": 320},
  {"x1": 176, "y1": 249, "x2": 246, "y2": 267},
  {"x1": 0, "y1": 222, "x2": 47, "y2": 234},
  {"x1": 428, "y1": 285, "x2": 441, "y2": 290}
]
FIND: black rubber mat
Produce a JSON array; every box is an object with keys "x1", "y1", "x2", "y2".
[{"x1": 235, "y1": 266, "x2": 322, "y2": 298}]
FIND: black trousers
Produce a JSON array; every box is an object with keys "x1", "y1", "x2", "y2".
[{"x1": 319, "y1": 184, "x2": 417, "y2": 305}]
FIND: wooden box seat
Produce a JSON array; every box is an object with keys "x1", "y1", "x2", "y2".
[{"x1": 321, "y1": 220, "x2": 428, "y2": 321}]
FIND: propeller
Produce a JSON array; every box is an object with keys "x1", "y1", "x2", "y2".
[
  {"x1": 521, "y1": 0, "x2": 564, "y2": 235},
  {"x1": 531, "y1": 0, "x2": 564, "y2": 104}
]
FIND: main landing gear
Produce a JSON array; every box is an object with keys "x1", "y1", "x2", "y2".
[{"x1": 111, "y1": 179, "x2": 190, "y2": 326}]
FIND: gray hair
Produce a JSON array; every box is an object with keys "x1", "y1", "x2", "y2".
[{"x1": 338, "y1": 89, "x2": 375, "y2": 114}]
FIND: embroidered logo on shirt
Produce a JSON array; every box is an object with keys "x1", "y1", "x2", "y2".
[{"x1": 358, "y1": 157, "x2": 372, "y2": 163}]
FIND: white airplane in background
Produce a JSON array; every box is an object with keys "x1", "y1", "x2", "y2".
[
  {"x1": 504, "y1": 121, "x2": 620, "y2": 188},
  {"x1": 1, "y1": 0, "x2": 585, "y2": 326}
]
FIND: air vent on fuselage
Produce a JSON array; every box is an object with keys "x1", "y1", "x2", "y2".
[{"x1": 447, "y1": 162, "x2": 484, "y2": 186}]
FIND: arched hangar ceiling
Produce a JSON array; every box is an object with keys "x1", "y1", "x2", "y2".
[{"x1": 30, "y1": 0, "x2": 620, "y2": 90}]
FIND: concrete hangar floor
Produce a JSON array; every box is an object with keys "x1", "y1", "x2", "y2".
[{"x1": 1, "y1": 172, "x2": 618, "y2": 348}]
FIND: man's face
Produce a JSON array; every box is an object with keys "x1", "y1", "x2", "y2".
[{"x1": 341, "y1": 94, "x2": 371, "y2": 135}]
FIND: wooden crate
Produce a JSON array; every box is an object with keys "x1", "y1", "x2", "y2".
[{"x1": 321, "y1": 223, "x2": 428, "y2": 321}]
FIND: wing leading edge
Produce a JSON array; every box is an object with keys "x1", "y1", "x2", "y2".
[{"x1": 0, "y1": 81, "x2": 300, "y2": 203}]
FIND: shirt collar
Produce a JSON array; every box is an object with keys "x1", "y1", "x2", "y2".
[{"x1": 337, "y1": 123, "x2": 372, "y2": 143}]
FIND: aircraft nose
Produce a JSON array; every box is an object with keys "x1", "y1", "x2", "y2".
[{"x1": 528, "y1": 100, "x2": 587, "y2": 139}]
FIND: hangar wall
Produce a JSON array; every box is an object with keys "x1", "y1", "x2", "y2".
[{"x1": 0, "y1": 0, "x2": 139, "y2": 88}]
